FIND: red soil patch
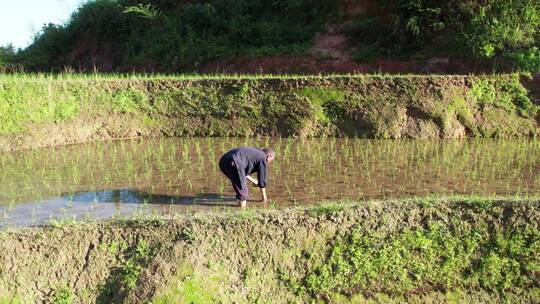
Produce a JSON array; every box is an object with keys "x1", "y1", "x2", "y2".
[
  {"x1": 198, "y1": 55, "x2": 422, "y2": 74},
  {"x1": 340, "y1": 0, "x2": 375, "y2": 17}
]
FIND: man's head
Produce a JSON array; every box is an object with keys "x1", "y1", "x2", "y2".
[{"x1": 262, "y1": 147, "x2": 275, "y2": 163}]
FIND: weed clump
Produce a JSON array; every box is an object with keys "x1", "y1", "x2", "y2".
[
  {"x1": 469, "y1": 77, "x2": 539, "y2": 118},
  {"x1": 51, "y1": 287, "x2": 74, "y2": 304},
  {"x1": 119, "y1": 239, "x2": 153, "y2": 290},
  {"x1": 299, "y1": 224, "x2": 540, "y2": 301}
]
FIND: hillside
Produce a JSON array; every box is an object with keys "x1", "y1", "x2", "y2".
[{"x1": 2, "y1": 0, "x2": 539, "y2": 74}]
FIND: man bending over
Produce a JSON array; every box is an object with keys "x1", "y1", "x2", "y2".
[{"x1": 219, "y1": 147, "x2": 275, "y2": 207}]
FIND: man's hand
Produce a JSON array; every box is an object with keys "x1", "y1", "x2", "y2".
[{"x1": 246, "y1": 175, "x2": 258, "y2": 185}]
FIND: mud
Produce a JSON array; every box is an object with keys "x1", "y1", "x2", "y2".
[{"x1": 0, "y1": 198, "x2": 538, "y2": 303}]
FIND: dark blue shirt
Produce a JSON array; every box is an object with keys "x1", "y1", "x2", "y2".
[{"x1": 222, "y1": 147, "x2": 268, "y2": 188}]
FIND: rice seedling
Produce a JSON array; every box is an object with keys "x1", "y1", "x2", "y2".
[
  {"x1": 218, "y1": 182, "x2": 225, "y2": 196},
  {"x1": 0, "y1": 137, "x2": 539, "y2": 225}
]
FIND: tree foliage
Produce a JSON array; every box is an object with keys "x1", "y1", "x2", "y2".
[
  {"x1": 17, "y1": 0, "x2": 337, "y2": 71},
  {"x1": 0, "y1": 44, "x2": 16, "y2": 67},
  {"x1": 372, "y1": 0, "x2": 540, "y2": 58},
  {"x1": 12, "y1": 0, "x2": 540, "y2": 72}
]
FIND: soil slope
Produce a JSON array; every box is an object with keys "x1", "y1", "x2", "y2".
[
  {"x1": 0, "y1": 198, "x2": 539, "y2": 303},
  {"x1": 0, "y1": 74, "x2": 538, "y2": 152}
]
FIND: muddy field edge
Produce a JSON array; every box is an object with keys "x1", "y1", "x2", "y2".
[{"x1": 1, "y1": 196, "x2": 539, "y2": 303}]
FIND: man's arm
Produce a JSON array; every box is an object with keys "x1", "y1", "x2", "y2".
[
  {"x1": 246, "y1": 175, "x2": 268, "y2": 202},
  {"x1": 257, "y1": 160, "x2": 268, "y2": 202},
  {"x1": 246, "y1": 175, "x2": 258, "y2": 185}
]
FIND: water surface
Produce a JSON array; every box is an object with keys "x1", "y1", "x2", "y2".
[{"x1": 1, "y1": 138, "x2": 538, "y2": 226}]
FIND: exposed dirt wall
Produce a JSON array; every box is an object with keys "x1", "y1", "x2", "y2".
[{"x1": 0, "y1": 74, "x2": 538, "y2": 152}]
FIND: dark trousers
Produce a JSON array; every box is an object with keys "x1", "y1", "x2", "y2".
[{"x1": 219, "y1": 157, "x2": 249, "y2": 201}]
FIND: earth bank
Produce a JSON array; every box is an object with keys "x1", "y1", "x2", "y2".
[
  {"x1": 0, "y1": 74, "x2": 539, "y2": 152},
  {"x1": 0, "y1": 197, "x2": 538, "y2": 303}
]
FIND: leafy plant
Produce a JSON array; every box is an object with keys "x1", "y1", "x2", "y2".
[
  {"x1": 123, "y1": 4, "x2": 161, "y2": 20},
  {"x1": 51, "y1": 287, "x2": 74, "y2": 304},
  {"x1": 301, "y1": 224, "x2": 540, "y2": 299},
  {"x1": 469, "y1": 77, "x2": 538, "y2": 117},
  {"x1": 119, "y1": 239, "x2": 152, "y2": 290},
  {"x1": 506, "y1": 47, "x2": 540, "y2": 74},
  {"x1": 357, "y1": 0, "x2": 540, "y2": 59}
]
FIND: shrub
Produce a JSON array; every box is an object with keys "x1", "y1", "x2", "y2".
[
  {"x1": 0, "y1": 44, "x2": 16, "y2": 67},
  {"x1": 351, "y1": 0, "x2": 540, "y2": 59},
  {"x1": 16, "y1": 0, "x2": 338, "y2": 71},
  {"x1": 507, "y1": 47, "x2": 540, "y2": 74}
]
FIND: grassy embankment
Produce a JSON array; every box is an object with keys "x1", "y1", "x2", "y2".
[
  {"x1": 0, "y1": 197, "x2": 538, "y2": 303},
  {"x1": 0, "y1": 73, "x2": 538, "y2": 151}
]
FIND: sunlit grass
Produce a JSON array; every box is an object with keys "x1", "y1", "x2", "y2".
[{"x1": 0, "y1": 72, "x2": 523, "y2": 82}]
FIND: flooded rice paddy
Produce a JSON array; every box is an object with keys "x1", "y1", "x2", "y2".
[{"x1": 0, "y1": 138, "x2": 539, "y2": 227}]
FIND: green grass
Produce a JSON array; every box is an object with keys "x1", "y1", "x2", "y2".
[
  {"x1": 51, "y1": 287, "x2": 74, "y2": 304},
  {"x1": 469, "y1": 77, "x2": 539, "y2": 117},
  {"x1": 148, "y1": 196, "x2": 540, "y2": 303},
  {"x1": 300, "y1": 224, "x2": 539, "y2": 299},
  {"x1": 0, "y1": 296, "x2": 24, "y2": 304},
  {"x1": 0, "y1": 72, "x2": 497, "y2": 81},
  {"x1": 152, "y1": 264, "x2": 221, "y2": 304},
  {"x1": 119, "y1": 239, "x2": 153, "y2": 290},
  {"x1": 0, "y1": 79, "x2": 81, "y2": 134},
  {"x1": 307, "y1": 203, "x2": 345, "y2": 217}
]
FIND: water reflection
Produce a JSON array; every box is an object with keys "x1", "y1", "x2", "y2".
[
  {"x1": 64, "y1": 189, "x2": 235, "y2": 206},
  {"x1": 0, "y1": 189, "x2": 238, "y2": 227}
]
